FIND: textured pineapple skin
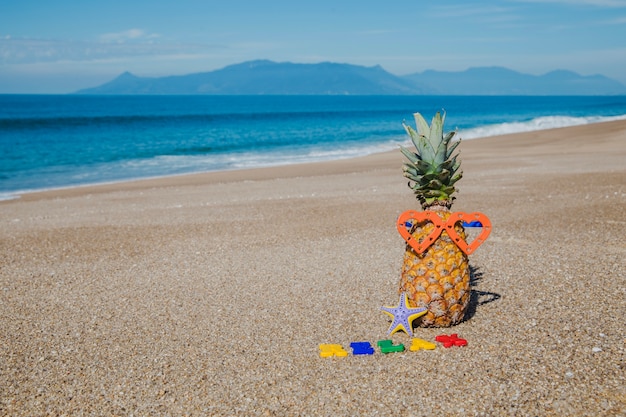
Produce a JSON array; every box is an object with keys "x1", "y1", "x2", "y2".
[{"x1": 399, "y1": 211, "x2": 470, "y2": 327}]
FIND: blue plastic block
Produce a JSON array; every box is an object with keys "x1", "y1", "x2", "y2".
[
  {"x1": 462, "y1": 221, "x2": 483, "y2": 227},
  {"x1": 350, "y1": 341, "x2": 375, "y2": 355}
]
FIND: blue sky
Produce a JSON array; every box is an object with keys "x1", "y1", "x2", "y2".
[{"x1": 1, "y1": 0, "x2": 625, "y2": 93}]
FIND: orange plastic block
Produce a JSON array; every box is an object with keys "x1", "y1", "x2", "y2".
[
  {"x1": 409, "y1": 338, "x2": 436, "y2": 351},
  {"x1": 319, "y1": 344, "x2": 349, "y2": 358}
]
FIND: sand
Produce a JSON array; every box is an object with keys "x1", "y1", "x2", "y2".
[{"x1": 1, "y1": 120, "x2": 625, "y2": 416}]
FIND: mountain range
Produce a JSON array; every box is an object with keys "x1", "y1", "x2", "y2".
[{"x1": 75, "y1": 60, "x2": 626, "y2": 96}]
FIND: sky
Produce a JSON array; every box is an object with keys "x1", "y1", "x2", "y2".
[{"x1": 1, "y1": 0, "x2": 626, "y2": 94}]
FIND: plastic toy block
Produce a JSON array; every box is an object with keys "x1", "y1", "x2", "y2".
[
  {"x1": 435, "y1": 334, "x2": 467, "y2": 348},
  {"x1": 462, "y1": 221, "x2": 483, "y2": 227},
  {"x1": 319, "y1": 344, "x2": 349, "y2": 358},
  {"x1": 350, "y1": 342, "x2": 375, "y2": 355},
  {"x1": 409, "y1": 338, "x2": 436, "y2": 351},
  {"x1": 377, "y1": 339, "x2": 405, "y2": 354}
]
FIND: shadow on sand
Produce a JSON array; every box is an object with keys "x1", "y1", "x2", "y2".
[{"x1": 463, "y1": 264, "x2": 501, "y2": 322}]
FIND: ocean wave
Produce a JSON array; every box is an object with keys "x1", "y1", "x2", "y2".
[
  {"x1": 129, "y1": 138, "x2": 406, "y2": 172},
  {"x1": 226, "y1": 139, "x2": 406, "y2": 169},
  {"x1": 0, "y1": 193, "x2": 19, "y2": 201},
  {"x1": 458, "y1": 114, "x2": 626, "y2": 139}
]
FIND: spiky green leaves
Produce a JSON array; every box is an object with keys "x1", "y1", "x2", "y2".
[{"x1": 400, "y1": 111, "x2": 462, "y2": 208}]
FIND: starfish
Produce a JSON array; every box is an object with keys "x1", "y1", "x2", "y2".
[{"x1": 380, "y1": 292, "x2": 428, "y2": 337}]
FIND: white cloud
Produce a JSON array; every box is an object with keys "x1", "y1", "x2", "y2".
[
  {"x1": 431, "y1": 5, "x2": 514, "y2": 17},
  {"x1": 99, "y1": 29, "x2": 159, "y2": 43},
  {"x1": 606, "y1": 15, "x2": 626, "y2": 22},
  {"x1": 511, "y1": 0, "x2": 626, "y2": 7},
  {"x1": 427, "y1": 4, "x2": 523, "y2": 28},
  {"x1": 0, "y1": 36, "x2": 212, "y2": 66},
  {"x1": 356, "y1": 29, "x2": 398, "y2": 35}
]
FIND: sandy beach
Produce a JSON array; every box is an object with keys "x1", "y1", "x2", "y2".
[{"x1": 1, "y1": 120, "x2": 625, "y2": 416}]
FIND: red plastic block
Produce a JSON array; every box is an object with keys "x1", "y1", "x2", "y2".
[{"x1": 435, "y1": 334, "x2": 467, "y2": 348}]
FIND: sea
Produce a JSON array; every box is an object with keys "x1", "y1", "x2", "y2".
[{"x1": 1, "y1": 95, "x2": 626, "y2": 200}]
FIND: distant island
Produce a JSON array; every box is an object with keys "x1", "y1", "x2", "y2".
[{"x1": 75, "y1": 60, "x2": 626, "y2": 96}]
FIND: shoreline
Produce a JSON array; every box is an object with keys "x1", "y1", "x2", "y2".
[
  {"x1": 1, "y1": 119, "x2": 625, "y2": 415},
  {"x1": 4, "y1": 118, "x2": 626, "y2": 204}
]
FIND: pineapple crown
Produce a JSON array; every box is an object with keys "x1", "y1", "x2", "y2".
[{"x1": 400, "y1": 111, "x2": 462, "y2": 209}]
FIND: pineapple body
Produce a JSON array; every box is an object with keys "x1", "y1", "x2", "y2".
[{"x1": 399, "y1": 210, "x2": 470, "y2": 327}]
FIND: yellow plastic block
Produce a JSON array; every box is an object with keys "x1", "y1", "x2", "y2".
[
  {"x1": 319, "y1": 344, "x2": 349, "y2": 358},
  {"x1": 410, "y1": 338, "x2": 436, "y2": 351}
]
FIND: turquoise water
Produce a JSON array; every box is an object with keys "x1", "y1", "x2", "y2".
[{"x1": 1, "y1": 95, "x2": 625, "y2": 199}]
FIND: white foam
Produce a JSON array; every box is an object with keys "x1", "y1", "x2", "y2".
[
  {"x1": 226, "y1": 139, "x2": 406, "y2": 170},
  {"x1": 458, "y1": 114, "x2": 626, "y2": 140},
  {"x1": 0, "y1": 192, "x2": 20, "y2": 201}
]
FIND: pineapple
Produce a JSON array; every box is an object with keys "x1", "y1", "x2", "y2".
[{"x1": 399, "y1": 111, "x2": 469, "y2": 327}]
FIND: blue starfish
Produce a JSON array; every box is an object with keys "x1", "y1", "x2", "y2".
[{"x1": 381, "y1": 292, "x2": 428, "y2": 337}]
